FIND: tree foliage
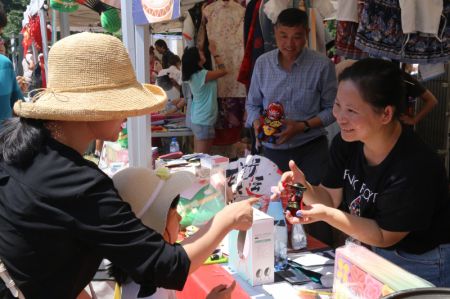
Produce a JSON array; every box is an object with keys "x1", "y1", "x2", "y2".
[{"x1": 2, "y1": 0, "x2": 29, "y2": 40}]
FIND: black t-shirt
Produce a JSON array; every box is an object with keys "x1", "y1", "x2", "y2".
[
  {"x1": 0, "y1": 138, "x2": 190, "y2": 299},
  {"x1": 322, "y1": 130, "x2": 450, "y2": 254}
]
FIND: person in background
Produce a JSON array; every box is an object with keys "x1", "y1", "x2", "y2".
[
  {"x1": 246, "y1": 8, "x2": 337, "y2": 244},
  {"x1": 182, "y1": 43, "x2": 227, "y2": 154},
  {"x1": 149, "y1": 45, "x2": 162, "y2": 85},
  {"x1": 0, "y1": 2, "x2": 24, "y2": 124},
  {"x1": 400, "y1": 71, "x2": 438, "y2": 128},
  {"x1": 155, "y1": 39, "x2": 176, "y2": 69},
  {"x1": 157, "y1": 54, "x2": 185, "y2": 114},
  {"x1": 0, "y1": 32, "x2": 255, "y2": 299},
  {"x1": 111, "y1": 168, "x2": 236, "y2": 299},
  {"x1": 279, "y1": 58, "x2": 450, "y2": 287},
  {"x1": 21, "y1": 48, "x2": 35, "y2": 87}
]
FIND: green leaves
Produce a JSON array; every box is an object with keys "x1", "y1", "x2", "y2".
[{"x1": 2, "y1": 0, "x2": 28, "y2": 42}]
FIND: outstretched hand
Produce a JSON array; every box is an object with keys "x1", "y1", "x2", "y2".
[
  {"x1": 222, "y1": 197, "x2": 258, "y2": 231},
  {"x1": 206, "y1": 281, "x2": 236, "y2": 299}
]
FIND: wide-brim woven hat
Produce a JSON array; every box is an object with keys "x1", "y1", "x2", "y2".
[
  {"x1": 14, "y1": 32, "x2": 167, "y2": 121},
  {"x1": 112, "y1": 168, "x2": 195, "y2": 234}
]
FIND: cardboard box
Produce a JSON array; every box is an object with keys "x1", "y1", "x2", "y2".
[{"x1": 228, "y1": 208, "x2": 274, "y2": 286}]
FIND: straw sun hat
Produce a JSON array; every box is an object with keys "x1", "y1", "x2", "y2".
[
  {"x1": 14, "y1": 32, "x2": 167, "y2": 121},
  {"x1": 112, "y1": 168, "x2": 195, "y2": 234}
]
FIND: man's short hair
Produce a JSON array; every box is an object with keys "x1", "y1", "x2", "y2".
[
  {"x1": 0, "y1": 2, "x2": 7, "y2": 28},
  {"x1": 276, "y1": 8, "x2": 308, "y2": 29}
]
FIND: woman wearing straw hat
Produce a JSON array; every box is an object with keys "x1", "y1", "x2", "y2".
[{"x1": 0, "y1": 32, "x2": 256, "y2": 299}]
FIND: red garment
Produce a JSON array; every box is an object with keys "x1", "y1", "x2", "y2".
[{"x1": 237, "y1": 0, "x2": 262, "y2": 89}]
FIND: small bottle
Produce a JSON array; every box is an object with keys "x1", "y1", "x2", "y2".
[
  {"x1": 169, "y1": 137, "x2": 180, "y2": 153},
  {"x1": 267, "y1": 198, "x2": 288, "y2": 271}
]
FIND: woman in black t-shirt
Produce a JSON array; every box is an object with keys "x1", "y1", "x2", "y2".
[{"x1": 278, "y1": 58, "x2": 450, "y2": 287}]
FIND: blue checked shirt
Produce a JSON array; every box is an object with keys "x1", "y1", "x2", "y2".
[{"x1": 246, "y1": 48, "x2": 337, "y2": 150}]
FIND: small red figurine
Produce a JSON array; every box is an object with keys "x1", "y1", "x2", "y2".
[
  {"x1": 284, "y1": 182, "x2": 307, "y2": 217},
  {"x1": 257, "y1": 102, "x2": 285, "y2": 144}
]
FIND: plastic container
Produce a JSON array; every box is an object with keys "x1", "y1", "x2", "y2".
[
  {"x1": 169, "y1": 137, "x2": 180, "y2": 153},
  {"x1": 266, "y1": 199, "x2": 288, "y2": 271}
]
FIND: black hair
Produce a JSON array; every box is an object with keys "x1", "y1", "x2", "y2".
[
  {"x1": 0, "y1": 118, "x2": 49, "y2": 168},
  {"x1": 168, "y1": 54, "x2": 181, "y2": 67},
  {"x1": 154, "y1": 39, "x2": 168, "y2": 50},
  {"x1": 170, "y1": 194, "x2": 180, "y2": 209},
  {"x1": 276, "y1": 8, "x2": 308, "y2": 29},
  {"x1": 338, "y1": 58, "x2": 406, "y2": 118},
  {"x1": 0, "y1": 3, "x2": 7, "y2": 29},
  {"x1": 181, "y1": 47, "x2": 202, "y2": 81}
]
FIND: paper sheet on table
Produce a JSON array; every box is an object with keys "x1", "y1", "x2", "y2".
[
  {"x1": 262, "y1": 281, "x2": 299, "y2": 299},
  {"x1": 292, "y1": 253, "x2": 333, "y2": 267}
]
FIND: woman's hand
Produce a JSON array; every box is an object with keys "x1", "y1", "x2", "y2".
[
  {"x1": 271, "y1": 160, "x2": 308, "y2": 201},
  {"x1": 206, "y1": 281, "x2": 236, "y2": 299},
  {"x1": 219, "y1": 198, "x2": 258, "y2": 231},
  {"x1": 285, "y1": 203, "x2": 330, "y2": 225}
]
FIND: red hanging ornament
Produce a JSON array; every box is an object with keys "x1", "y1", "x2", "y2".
[
  {"x1": 21, "y1": 26, "x2": 33, "y2": 55},
  {"x1": 28, "y1": 15, "x2": 43, "y2": 51}
]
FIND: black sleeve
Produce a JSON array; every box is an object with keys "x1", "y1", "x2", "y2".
[
  {"x1": 321, "y1": 134, "x2": 349, "y2": 188},
  {"x1": 56, "y1": 173, "x2": 190, "y2": 291},
  {"x1": 403, "y1": 72, "x2": 426, "y2": 98}
]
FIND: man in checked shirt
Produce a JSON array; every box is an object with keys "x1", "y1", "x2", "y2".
[{"x1": 246, "y1": 8, "x2": 337, "y2": 245}]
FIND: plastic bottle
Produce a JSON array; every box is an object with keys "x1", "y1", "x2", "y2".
[
  {"x1": 169, "y1": 137, "x2": 180, "y2": 153},
  {"x1": 266, "y1": 198, "x2": 288, "y2": 271}
]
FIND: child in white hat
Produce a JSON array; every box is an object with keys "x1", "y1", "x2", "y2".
[{"x1": 112, "y1": 168, "x2": 236, "y2": 299}]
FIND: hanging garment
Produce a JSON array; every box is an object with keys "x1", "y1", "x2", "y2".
[
  {"x1": 335, "y1": 2, "x2": 368, "y2": 60},
  {"x1": 399, "y1": 0, "x2": 443, "y2": 35},
  {"x1": 355, "y1": 0, "x2": 450, "y2": 64},
  {"x1": 239, "y1": 0, "x2": 264, "y2": 89},
  {"x1": 263, "y1": 0, "x2": 290, "y2": 24},
  {"x1": 214, "y1": 97, "x2": 247, "y2": 145},
  {"x1": 203, "y1": 0, "x2": 247, "y2": 98},
  {"x1": 182, "y1": 12, "x2": 196, "y2": 48},
  {"x1": 259, "y1": 0, "x2": 277, "y2": 52},
  {"x1": 336, "y1": 0, "x2": 358, "y2": 22}
]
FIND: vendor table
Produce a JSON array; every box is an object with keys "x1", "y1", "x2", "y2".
[{"x1": 176, "y1": 235, "x2": 329, "y2": 299}]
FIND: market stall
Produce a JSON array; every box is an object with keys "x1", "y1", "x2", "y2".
[{"x1": 15, "y1": 1, "x2": 450, "y2": 298}]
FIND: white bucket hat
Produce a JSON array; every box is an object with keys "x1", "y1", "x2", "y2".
[
  {"x1": 14, "y1": 32, "x2": 167, "y2": 121},
  {"x1": 112, "y1": 168, "x2": 195, "y2": 234}
]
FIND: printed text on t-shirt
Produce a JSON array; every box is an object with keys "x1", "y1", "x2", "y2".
[{"x1": 343, "y1": 169, "x2": 378, "y2": 203}]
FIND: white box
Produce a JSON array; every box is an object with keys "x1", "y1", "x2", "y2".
[{"x1": 228, "y1": 208, "x2": 274, "y2": 286}]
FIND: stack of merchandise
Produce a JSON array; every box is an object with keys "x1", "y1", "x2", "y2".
[{"x1": 333, "y1": 243, "x2": 433, "y2": 299}]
